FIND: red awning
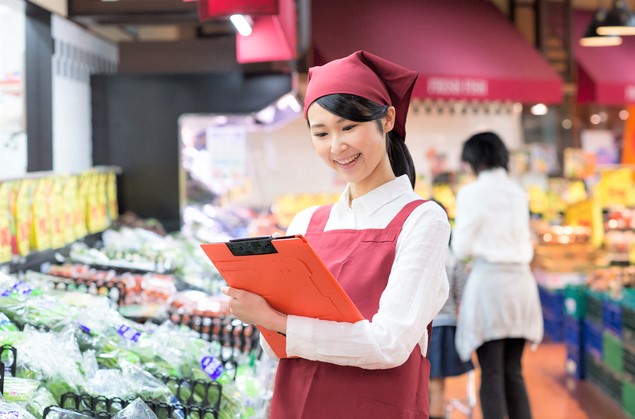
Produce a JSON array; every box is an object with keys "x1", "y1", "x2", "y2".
[
  {"x1": 574, "y1": 10, "x2": 635, "y2": 105},
  {"x1": 311, "y1": 0, "x2": 562, "y2": 104}
]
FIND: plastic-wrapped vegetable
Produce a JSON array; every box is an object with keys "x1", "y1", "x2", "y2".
[
  {"x1": 25, "y1": 386, "x2": 57, "y2": 419},
  {"x1": 85, "y1": 363, "x2": 174, "y2": 405},
  {"x1": 1, "y1": 377, "x2": 40, "y2": 402},
  {"x1": 0, "y1": 313, "x2": 18, "y2": 332},
  {"x1": 110, "y1": 398, "x2": 158, "y2": 419},
  {"x1": 38, "y1": 407, "x2": 92, "y2": 419},
  {"x1": 0, "y1": 293, "x2": 77, "y2": 332},
  {"x1": 14, "y1": 327, "x2": 88, "y2": 401},
  {"x1": 0, "y1": 402, "x2": 37, "y2": 418}
]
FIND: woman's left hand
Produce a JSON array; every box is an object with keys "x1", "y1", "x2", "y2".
[{"x1": 221, "y1": 286, "x2": 287, "y2": 334}]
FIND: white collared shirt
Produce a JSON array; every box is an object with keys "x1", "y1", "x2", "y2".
[
  {"x1": 451, "y1": 168, "x2": 534, "y2": 264},
  {"x1": 264, "y1": 175, "x2": 450, "y2": 369}
]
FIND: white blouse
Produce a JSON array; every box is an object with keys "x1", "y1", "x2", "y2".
[
  {"x1": 262, "y1": 175, "x2": 450, "y2": 369},
  {"x1": 451, "y1": 168, "x2": 534, "y2": 264}
]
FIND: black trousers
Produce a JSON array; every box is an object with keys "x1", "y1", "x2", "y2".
[{"x1": 476, "y1": 338, "x2": 532, "y2": 419}]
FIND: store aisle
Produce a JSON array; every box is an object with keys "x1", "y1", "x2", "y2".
[{"x1": 443, "y1": 342, "x2": 629, "y2": 419}]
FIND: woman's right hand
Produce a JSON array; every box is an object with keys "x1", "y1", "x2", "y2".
[{"x1": 221, "y1": 286, "x2": 288, "y2": 334}]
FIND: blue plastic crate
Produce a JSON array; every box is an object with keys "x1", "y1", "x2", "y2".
[
  {"x1": 584, "y1": 319, "x2": 603, "y2": 360},
  {"x1": 603, "y1": 297, "x2": 622, "y2": 337},
  {"x1": 566, "y1": 341, "x2": 584, "y2": 379},
  {"x1": 565, "y1": 314, "x2": 584, "y2": 346},
  {"x1": 539, "y1": 286, "x2": 565, "y2": 323},
  {"x1": 544, "y1": 315, "x2": 564, "y2": 342}
]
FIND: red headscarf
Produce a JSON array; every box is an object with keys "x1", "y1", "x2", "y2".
[{"x1": 303, "y1": 50, "x2": 418, "y2": 140}]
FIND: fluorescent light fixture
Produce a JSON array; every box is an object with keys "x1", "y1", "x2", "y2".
[
  {"x1": 530, "y1": 103, "x2": 548, "y2": 116},
  {"x1": 230, "y1": 14, "x2": 253, "y2": 37}
]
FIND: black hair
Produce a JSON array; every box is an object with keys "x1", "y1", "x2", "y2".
[
  {"x1": 312, "y1": 94, "x2": 416, "y2": 188},
  {"x1": 461, "y1": 131, "x2": 509, "y2": 174}
]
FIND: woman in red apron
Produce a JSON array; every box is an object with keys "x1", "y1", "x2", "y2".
[{"x1": 222, "y1": 50, "x2": 450, "y2": 419}]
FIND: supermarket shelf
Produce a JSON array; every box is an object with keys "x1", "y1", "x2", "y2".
[{"x1": 0, "y1": 232, "x2": 104, "y2": 275}]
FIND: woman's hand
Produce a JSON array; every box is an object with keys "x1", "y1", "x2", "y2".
[{"x1": 221, "y1": 286, "x2": 288, "y2": 334}]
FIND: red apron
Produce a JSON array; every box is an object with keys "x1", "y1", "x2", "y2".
[{"x1": 270, "y1": 200, "x2": 431, "y2": 419}]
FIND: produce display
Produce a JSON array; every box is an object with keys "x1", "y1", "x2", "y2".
[
  {"x1": 0, "y1": 268, "x2": 268, "y2": 419},
  {"x1": 603, "y1": 207, "x2": 635, "y2": 266}
]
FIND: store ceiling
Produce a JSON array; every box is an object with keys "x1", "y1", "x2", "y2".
[
  {"x1": 73, "y1": 0, "x2": 635, "y2": 42},
  {"x1": 67, "y1": 0, "x2": 635, "y2": 50}
]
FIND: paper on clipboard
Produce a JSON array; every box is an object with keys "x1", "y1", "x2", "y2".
[{"x1": 200, "y1": 234, "x2": 363, "y2": 358}]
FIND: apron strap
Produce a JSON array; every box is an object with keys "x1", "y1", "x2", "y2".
[
  {"x1": 305, "y1": 204, "x2": 333, "y2": 236},
  {"x1": 385, "y1": 199, "x2": 427, "y2": 230}
]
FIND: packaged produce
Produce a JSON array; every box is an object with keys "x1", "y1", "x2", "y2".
[
  {"x1": 1, "y1": 377, "x2": 40, "y2": 402},
  {"x1": 110, "y1": 398, "x2": 158, "y2": 419},
  {"x1": 39, "y1": 407, "x2": 92, "y2": 419},
  {"x1": 15, "y1": 327, "x2": 88, "y2": 401},
  {"x1": 25, "y1": 386, "x2": 57, "y2": 418},
  {"x1": 0, "y1": 402, "x2": 36, "y2": 418}
]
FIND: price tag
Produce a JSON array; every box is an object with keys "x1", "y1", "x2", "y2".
[
  {"x1": 117, "y1": 324, "x2": 142, "y2": 343},
  {"x1": 200, "y1": 355, "x2": 224, "y2": 380}
]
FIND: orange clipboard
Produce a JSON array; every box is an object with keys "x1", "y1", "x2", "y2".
[{"x1": 200, "y1": 234, "x2": 364, "y2": 358}]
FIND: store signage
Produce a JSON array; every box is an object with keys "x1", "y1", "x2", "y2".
[
  {"x1": 625, "y1": 85, "x2": 635, "y2": 103},
  {"x1": 427, "y1": 77, "x2": 488, "y2": 97},
  {"x1": 599, "y1": 168, "x2": 635, "y2": 207}
]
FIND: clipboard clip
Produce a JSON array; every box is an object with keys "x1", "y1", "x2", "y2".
[{"x1": 226, "y1": 236, "x2": 279, "y2": 256}]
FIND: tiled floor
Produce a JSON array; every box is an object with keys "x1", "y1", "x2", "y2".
[{"x1": 443, "y1": 342, "x2": 629, "y2": 419}]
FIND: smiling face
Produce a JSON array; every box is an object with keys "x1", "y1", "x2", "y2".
[{"x1": 307, "y1": 102, "x2": 396, "y2": 200}]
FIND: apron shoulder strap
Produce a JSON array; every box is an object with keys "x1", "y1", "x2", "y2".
[
  {"x1": 305, "y1": 204, "x2": 333, "y2": 236},
  {"x1": 385, "y1": 199, "x2": 427, "y2": 230}
]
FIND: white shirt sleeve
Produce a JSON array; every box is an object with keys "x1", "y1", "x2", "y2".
[
  {"x1": 285, "y1": 205, "x2": 450, "y2": 369},
  {"x1": 451, "y1": 186, "x2": 480, "y2": 261}
]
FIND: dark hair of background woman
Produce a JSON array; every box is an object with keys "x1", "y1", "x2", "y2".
[
  {"x1": 461, "y1": 131, "x2": 509, "y2": 174},
  {"x1": 311, "y1": 94, "x2": 416, "y2": 188}
]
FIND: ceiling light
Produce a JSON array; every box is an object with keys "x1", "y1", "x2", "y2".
[
  {"x1": 530, "y1": 103, "x2": 548, "y2": 115},
  {"x1": 597, "y1": 0, "x2": 635, "y2": 35},
  {"x1": 230, "y1": 14, "x2": 253, "y2": 37},
  {"x1": 580, "y1": 8, "x2": 624, "y2": 46}
]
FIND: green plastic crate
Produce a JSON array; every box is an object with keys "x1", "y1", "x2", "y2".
[
  {"x1": 603, "y1": 331, "x2": 624, "y2": 374},
  {"x1": 624, "y1": 306, "x2": 635, "y2": 348},
  {"x1": 585, "y1": 354, "x2": 623, "y2": 405},
  {"x1": 564, "y1": 284, "x2": 587, "y2": 320},
  {"x1": 585, "y1": 289, "x2": 604, "y2": 326},
  {"x1": 624, "y1": 379, "x2": 635, "y2": 419}
]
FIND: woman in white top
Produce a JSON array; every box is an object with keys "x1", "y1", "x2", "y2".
[
  {"x1": 452, "y1": 132, "x2": 543, "y2": 419},
  {"x1": 222, "y1": 50, "x2": 450, "y2": 418}
]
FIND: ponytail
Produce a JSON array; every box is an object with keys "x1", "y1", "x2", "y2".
[{"x1": 386, "y1": 132, "x2": 416, "y2": 188}]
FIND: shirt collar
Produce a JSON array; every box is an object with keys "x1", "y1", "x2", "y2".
[
  {"x1": 339, "y1": 175, "x2": 413, "y2": 214},
  {"x1": 478, "y1": 167, "x2": 507, "y2": 180}
]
